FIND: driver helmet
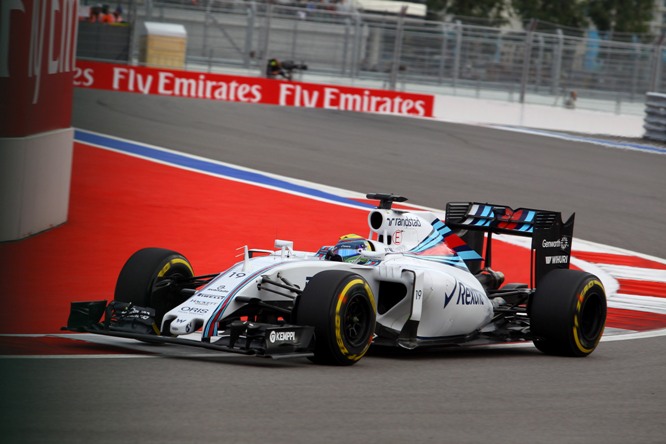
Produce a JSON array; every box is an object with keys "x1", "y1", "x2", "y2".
[{"x1": 326, "y1": 234, "x2": 373, "y2": 263}]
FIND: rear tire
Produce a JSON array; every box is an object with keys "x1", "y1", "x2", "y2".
[
  {"x1": 114, "y1": 248, "x2": 194, "y2": 327},
  {"x1": 530, "y1": 269, "x2": 606, "y2": 357},
  {"x1": 296, "y1": 270, "x2": 376, "y2": 366}
]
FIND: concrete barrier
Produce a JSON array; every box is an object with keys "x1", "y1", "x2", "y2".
[
  {"x1": 1, "y1": 0, "x2": 78, "y2": 241},
  {"x1": 0, "y1": 130, "x2": 73, "y2": 240},
  {"x1": 643, "y1": 92, "x2": 666, "y2": 142},
  {"x1": 433, "y1": 95, "x2": 644, "y2": 138}
]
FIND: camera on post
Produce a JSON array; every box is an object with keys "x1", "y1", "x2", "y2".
[{"x1": 266, "y1": 58, "x2": 308, "y2": 81}]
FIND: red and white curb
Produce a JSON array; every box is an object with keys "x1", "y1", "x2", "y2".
[{"x1": 500, "y1": 235, "x2": 666, "y2": 335}]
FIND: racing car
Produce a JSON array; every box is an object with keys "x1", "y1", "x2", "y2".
[{"x1": 66, "y1": 193, "x2": 607, "y2": 365}]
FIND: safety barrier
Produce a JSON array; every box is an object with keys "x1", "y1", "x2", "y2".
[
  {"x1": 77, "y1": 0, "x2": 663, "y2": 116},
  {"x1": 643, "y1": 92, "x2": 666, "y2": 142}
]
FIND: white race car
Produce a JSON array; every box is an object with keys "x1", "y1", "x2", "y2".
[{"x1": 66, "y1": 194, "x2": 607, "y2": 365}]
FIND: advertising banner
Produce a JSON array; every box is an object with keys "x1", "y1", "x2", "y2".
[
  {"x1": 74, "y1": 60, "x2": 435, "y2": 118},
  {"x1": 0, "y1": 0, "x2": 78, "y2": 137}
]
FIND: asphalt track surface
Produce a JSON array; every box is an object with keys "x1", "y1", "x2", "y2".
[
  {"x1": 3, "y1": 90, "x2": 664, "y2": 443},
  {"x1": 70, "y1": 90, "x2": 666, "y2": 259}
]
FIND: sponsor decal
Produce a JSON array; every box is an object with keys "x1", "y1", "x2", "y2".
[
  {"x1": 394, "y1": 230, "x2": 403, "y2": 245},
  {"x1": 110, "y1": 67, "x2": 262, "y2": 102},
  {"x1": 444, "y1": 280, "x2": 486, "y2": 308},
  {"x1": 174, "y1": 318, "x2": 192, "y2": 333},
  {"x1": 545, "y1": 255, "x2": 569, "y2": 265},
  {"x1": 208, "y1": 284, "x2": 228, "y2": 293},
  {"x1": 73, "y1": 60, "x2": 435, "y2": 118},
  {"x1": 542, "y1": 236, "x2": 570, "y2": 251},
  {"x1": 269, "y1": 330, "x2": 296, "y2": 343},
  {"x1": 197, "y1": 293, "x2": 226, "y2": 300},
  {"x1": 179, "y1": 306, "x2": 209, "y2": 314},
  {"x1": 387, "y1": 217, "x2": 422, "y2": 228},
  {"x1": 279, "y1": 84, "x2": 427, "y2": 115},
  {"x1": 188, "y1": 299, "x2": 218, "y2": 306},
  {"x1": 1, "y1": 0, "x2": 79, "y2": 136}
]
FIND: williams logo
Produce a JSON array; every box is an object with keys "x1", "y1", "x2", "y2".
[{"x1": 444, "y1": 281, "x2": 486, "y2": 308}]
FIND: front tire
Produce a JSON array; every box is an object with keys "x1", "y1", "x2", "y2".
[
  {"x1": 530, "y1": 269, "x2": 606, "y2": 357},
  {"x1": 114, "y1": 248, "x2": 194, "y2": 327},
  {"x1": 296, "y1": 270, "x2": 376, "y2": 365}
]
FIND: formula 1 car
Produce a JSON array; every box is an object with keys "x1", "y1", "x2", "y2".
[{"x1": 66, "y1": 194, "x2": 607, "y2": 365}]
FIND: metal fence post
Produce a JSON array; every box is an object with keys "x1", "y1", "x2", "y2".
[
  {"x1": 145, "y1": 0, "x2": 153, "y2": 20},
  {"x1": 128, "y1": 0, "x2": 139, "y2": 63},
  {"x1": 342, "y1": 18, "x2": 351, "y2": 76},
  {"x1": 203, "y1": 0, "x2": 211, "y2": 61},
  {"x1": 351, "y1": 13, "x2": 362, "y2": 79},
  {"x1": 291, "y1": 17, "x2": 299, "y2": 60},
  {"x1": 452, "y1": 21, "x2": 462, "y2": 88},
  {"x1": 389, "y1": 7, "x2": 407, "y2": 91},
  {"x1": 656, "y1": 48, "x2": 664, "y2": 92},
  {"x1": 650, "y1": 34, "x2": 665, "y2": 92},
  {"x1": 258, "y1": 2, "x2": 273, "y2": 78},
  {"x1": 438, "y1": 23, "x2": 449, "y2": 85},
  {"x1": 535, "y1": 34, "x2": 544, "y2": 93},
  {"x1": 631, "y1": 42, "x2": 640, "y2": 102},
  {"x1": 550, "y1": 29, "x2": 563, "y2": 95},
  {"x1": 244, "y1": 2, "x2": 256, "y2": 68},
  {"x1": 520, "y1": 20, "x2": 536, "y2": 103},
  {"x1": 520, "y1": 22, "x2": 539, "y2": 103}
]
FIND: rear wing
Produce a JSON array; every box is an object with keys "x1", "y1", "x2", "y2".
[{"x1": 445, "y1": 202, "x2": 575, "y2": 287}]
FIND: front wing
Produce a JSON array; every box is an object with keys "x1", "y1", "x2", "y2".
[{"x1": 64, "y1": 300, "x2": 315, "y2": 359}]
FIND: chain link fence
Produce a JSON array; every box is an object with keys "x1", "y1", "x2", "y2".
[{"x1": 78, "y1": 0, "x2": 666, "y2": 115}]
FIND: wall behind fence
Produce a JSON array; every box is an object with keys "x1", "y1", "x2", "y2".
[{"x1": 85, "y1": 0, "x2": 664, "y2": 116}]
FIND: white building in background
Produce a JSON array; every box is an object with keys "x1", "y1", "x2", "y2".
[{"x1": 349, "y1": 0, "x2": 427, "y2": 18}]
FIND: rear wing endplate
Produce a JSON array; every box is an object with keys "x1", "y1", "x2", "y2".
[{"x1": 445, "y1": 202, "x2": 575, "y2": 287}]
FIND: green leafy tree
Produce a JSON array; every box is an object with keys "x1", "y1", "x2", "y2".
[
  {"x1": 427, "y1": 0, "x2": 655, "y2": 36},
  {"x1": 586, "y1": 0, "x2": 654, "y2": 33},
  {"x1": 511, "y1": 0, "x2": 587, "y2": 28}
]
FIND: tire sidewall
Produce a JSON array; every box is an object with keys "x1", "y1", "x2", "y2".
[
  {"x1": 329, "y1": 275, "x2": 376, "y2": 362},
  {"x1": 530, "y1": 269, "x2": 606, "y2": 357},
  {"x1": 114, "y1": 248, "x2": 194, "y2": 324},
  {"x1": 570, "y1": 278, "x2": 606, "y2": 354},
  {"x1": 296, "y1": 270, "x2": 376, "y2": 365}
]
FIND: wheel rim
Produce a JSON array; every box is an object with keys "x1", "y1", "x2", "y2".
[
  {"x1": 579, "y1": 290, "x2": 605, "y2": 343},
  {"x1": 343, "y1": 292, "x2": 373, "y2": 348}
]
